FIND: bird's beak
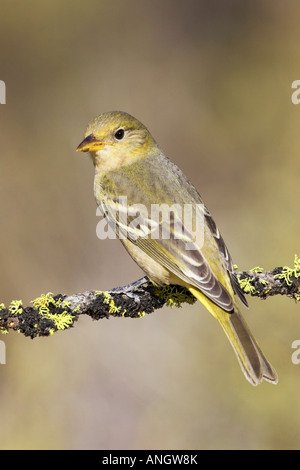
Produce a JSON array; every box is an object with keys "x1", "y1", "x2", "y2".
[{"x1": 76, "y1": 133, "x2": 109, "y2": 152}]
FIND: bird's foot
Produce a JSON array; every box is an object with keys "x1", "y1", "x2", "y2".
[{"x1": 108, "y1": 276, "x2": 149, "y2": 308}]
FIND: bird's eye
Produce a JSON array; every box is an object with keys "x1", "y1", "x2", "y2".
[{"x1": 114, "y1": 128, "x2": 125, "y2": 140}]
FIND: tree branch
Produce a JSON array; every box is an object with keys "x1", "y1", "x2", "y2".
[{"x1": 0, "y1": 262, "x2": 299, "y2": 338}]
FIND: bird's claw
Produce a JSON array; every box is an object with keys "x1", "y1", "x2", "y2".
[{"x1": 108, "y1": 276, "x2": 149, "y2": 310}]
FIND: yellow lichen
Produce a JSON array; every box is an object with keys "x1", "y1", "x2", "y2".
[
  {"x1": 8, "y1": 300, "x2": 23, "y2": 314},
  {"x1": 108, "y1": 300, "x2": 121, "y2": 315},
  {"x1": 32, "y1": 292, "x2": 55, "y2": 314},
  {"x1": 250, "y1": 266, "x2": 264, "y2": 274},
  {"x1": 43, "y1": 311, "x2": 74, "y2": 330},
  {"x1": 274, "y1": 254, "x2": 300, "y2": 286},
  {"x1": 237, "y1": 276, "x2": 256, "y2": 295},
  {"x1": 31, "y1": 292, "x2": 74, "y2": 331},
  {"x1": 136, "y1": 311, "x2": 146, "y2": 317},
  {"x1": 96, "y1": 291, "x2": 122, "y2": 315},
  {"x1": 154, "y1": 285, "x2": 195, "y2": 308}
]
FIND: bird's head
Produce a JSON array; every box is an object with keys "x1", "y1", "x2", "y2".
[{"x1": 77, "y1": 111, "x2": 158, "y2": 171}]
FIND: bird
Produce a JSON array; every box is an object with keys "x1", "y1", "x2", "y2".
[{"x1": 77, "y1": 110, "x2": 278, "y2": 386}]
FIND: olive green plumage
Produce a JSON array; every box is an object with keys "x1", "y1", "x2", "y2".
[{"x1": 77, "y1": 111, "x2": 278, "y2": 386}]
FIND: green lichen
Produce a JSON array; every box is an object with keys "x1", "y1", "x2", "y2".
[
  {"x1": 250, "y1": 266, "x2": 264, "y2": 274},
  {"x1": 43, "y1": 311, "x2": 74, "y2": 330},
  {"x1": 136, "y1": 311, "x2": 146, "y2": 317},
  {"x1": 237, "y1": 270, "x2": 270, "y2": 296},
  {"x1": 31, "y1": 292, "x2": 75, "y2": 331},
  {"x1": 8, "y1": 300, "x2": 23, "y2": 314},
  {"x1": 96, "y1": 291, "x2": 121, "y2": 314},
  {"x1": 102, "y1": 292, "x2": 112, "y2": 304},
  {"x1": 236, "y1": 267, "x2": 265, "y2": 295},
  {"x1": 274, "y1": 254, "x2": 300, "y2": 286},
  {"x1": 237, "y1": 276, "x2": 256, "y2": 295},
  {"x1": 154, "y1": 284, "x2": 195, "y2": 308},
  {"x1": 32, "y1": 292, "x2": 56, "y2": 314},
  {"x1": 108, "y1": 302, "x2": 121, "y2": 315},
  {"x1": 62, "y1": 301, "x2": 71, "y2": 309}
]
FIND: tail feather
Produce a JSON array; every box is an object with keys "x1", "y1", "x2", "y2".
[
  {"x1": 188, "y1": 286, "x2": 278, "y2": 386},
  {"x1": 219, "y1": 310, "x2": 278, "y2": 385}
]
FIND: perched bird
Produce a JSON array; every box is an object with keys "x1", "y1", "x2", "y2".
[{"x1": 77, "y1": 111, "x2": 278, "y2": 386}]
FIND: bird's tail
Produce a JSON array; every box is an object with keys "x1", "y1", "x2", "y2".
[{"x1": 188, "y1": 286, "x2": 278, "y2": 386}]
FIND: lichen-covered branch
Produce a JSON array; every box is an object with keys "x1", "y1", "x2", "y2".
[{"x1": 0, "y1": 257, "x2": 299, "y2": 339}]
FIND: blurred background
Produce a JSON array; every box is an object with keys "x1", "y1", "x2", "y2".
[{"x1": 0, "y1": 0, "x2": 299, "y2": 450}]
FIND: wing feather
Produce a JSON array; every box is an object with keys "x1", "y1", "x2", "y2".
[{"x1": 97, "y1": 154, "x2": 246, "y2": 311}]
